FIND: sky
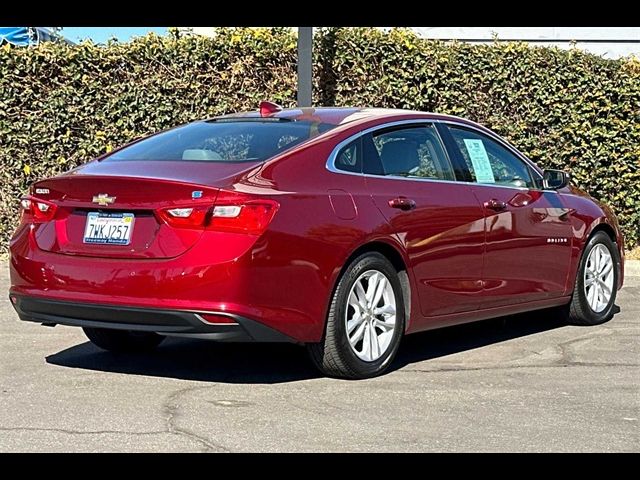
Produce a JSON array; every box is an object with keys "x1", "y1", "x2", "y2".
[{"x1": 60, "y1": 27, "x2": 168, "y2": 44}]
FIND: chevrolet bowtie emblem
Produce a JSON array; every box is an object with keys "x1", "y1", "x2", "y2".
[{"x1": 92, "y1": 194, "x2": 116, "y2": 206}]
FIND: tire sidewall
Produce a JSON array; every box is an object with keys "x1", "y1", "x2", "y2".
[
  {"x1": 332, "y1": 253, "x2": 405, "y2": 377},
  {"x1": 575, "y1": 232, "x2": 619, "y2": 323}
]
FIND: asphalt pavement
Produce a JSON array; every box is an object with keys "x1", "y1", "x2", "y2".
[{"x1": 1, "y1": 262, "x2": 638, "y2": 452}]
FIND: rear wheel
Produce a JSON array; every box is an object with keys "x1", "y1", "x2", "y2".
[
  {"x1": 83, "y1": 327, "x2": 164, "y2": 353},
  {"x1": 307, "y1": 252, "x2": 405, "y2": 379},
  {"x1": 566, "y1": 231, "x2": 619, "y2": 326}
]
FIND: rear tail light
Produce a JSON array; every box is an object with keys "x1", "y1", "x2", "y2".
[
  {"x1": 158, "y1": 205, "x2": 210, "y2": 228},
  {"x1": 167, "y1": 207, "x2": 196, "y2": 218},
  {"x1": 212, "y1": 206, "x2": 242, "y2": 218},
  {"x1": 157, "y1": 192, "x2": 279, "y2": 236},
  {"x1": 20, "y1": 196, "x2": 57, "y2": 222}
]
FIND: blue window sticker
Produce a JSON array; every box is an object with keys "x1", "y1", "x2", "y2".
[{"x1": 463, "y1": 139, "x2": 495, "y2": 184}]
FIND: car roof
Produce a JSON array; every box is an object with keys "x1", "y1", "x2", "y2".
[
  {"x1": 215, "y1": 107, "x2": 475, "y2": 128},
  {"x1": 209, "y1": 106, "x2": 540, "y2": 174}
]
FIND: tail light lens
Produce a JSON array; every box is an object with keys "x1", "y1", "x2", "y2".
[
  {"x1": 158, "y1": 206, "x2": 210, "y2": 228},
  {"x1": 209, "y1": 201, "x2": 278, "y2": 234},
  {"x1": 157, "y1": 192, "x2": 279, "y2": 236},
  {"x1": 20, "y1": 196, "x2": 58, "y2": 223}
]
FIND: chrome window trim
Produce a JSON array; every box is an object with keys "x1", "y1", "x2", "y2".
[
  {"x1": 326, "y1": 119, "x2": 432, "y2": 176},
  {"x1": 325, "y1": 117, "x2": 548, "y2": 193}
]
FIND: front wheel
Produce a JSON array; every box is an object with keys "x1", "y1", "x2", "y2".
[
  {"x1": 566, "y1": 231, "x2": 619, "y2": 326},
  {"x1": 83, "y1": 327, "x2": 165, "y2": 353},
  {"x1": 307, "y1": 252, "x2": 406, "y2": 379}
]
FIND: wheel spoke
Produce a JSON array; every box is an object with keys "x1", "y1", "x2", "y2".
[
  {"x1": 349, "y1": 292, "x2": 366, "y2": 318},
  {"x1": 596, "y1": 283, "x2": 605, "y2": 309},
  {"x1": 347, "y1": 311, "x2": 364, "y2": 335},
  {"x1": 349, "y1": 321, "x2": 366, "y2": 347},
  {"x1": 587, "y1": 284, "x2": 597, "y2": 308},
  {"x1": 600, "y1": 260, "x2": 613, "y2": 277},
  {"x1": 365, "y1": 273, "x2": 379, "y2": 304},
  {"x1": 596, "y1": 283, "x2": 604, "y2": 306},
  {"x1": 599, "y1": 281, "x2": 611, "y2": 298},
  {"x1": 600, "y1": 252, "x2": 611, "y2": 273},
  {"x1": 361, "y1": 323, "x2": 371, "y2": 360},
  {"x1": 371, "y1": 275, "x2": 387, "y2": 308},
  {"x1": 374, "y1": 304, "x2": 396, "y2": 316},
  {"x1": 584, "y1": 276, "x2": 596, "y2": 287},
  {"x1": 354, "y1": 282, "x2": 368, "y2": 309},
  {"x1": 369, "y1": 324, "x2": 379, "y2": 360},
  {"x1": 374, "y1": 319, "x2": 395, "y2": 331}
]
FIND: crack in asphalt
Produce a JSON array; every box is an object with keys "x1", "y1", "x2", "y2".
[
  {"x1": 0, "y1": 426, "x2": 167, "y2": 436},
  {"x1": 163, "y1": 385, "x2": 232, "y2": 453},
  {"x1": 402, "y1": 328, "x2": 635, "y2": 374},
  {"x1": 1, "y1": 386, "x2": 235, "y2": 453},
  {"x1": 401, "y1": 362, "x2": 640, "y2": 374},
  {"x1": 553, "y1": 329, "x2": 613, "y2": 365}
]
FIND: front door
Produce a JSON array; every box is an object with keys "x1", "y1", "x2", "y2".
[
  {"x1": 362, "y1": 123, "x2": 486, "y2": 317},
  {"x1": 444, "y1": 124, "x2": 573, "y2": 308}
]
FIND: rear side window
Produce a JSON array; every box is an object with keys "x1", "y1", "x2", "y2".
[
  {"x1": 363, "y1": 125, "x2": 456, "y2": 181},
  {"x1": 107, "y1": 120, "x2": 336, "y2": 162},
  {"x1": 334, "y1": 139, "x2": 361, "y2": 173}
]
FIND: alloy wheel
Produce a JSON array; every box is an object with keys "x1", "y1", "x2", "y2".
[
  {"x1": 345, "y1": 270, "x2": 397, "y2": 362},
  {"x1": 584, "y1": 243, "x2": 615, "y2": 313}
]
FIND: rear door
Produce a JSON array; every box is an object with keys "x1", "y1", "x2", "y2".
[
  {"x1": 442, "y1": 123, "x2": 573, "y2": 307},
  {"x1": 362, "y1": 123, "x2": 486, "y2": 317}
]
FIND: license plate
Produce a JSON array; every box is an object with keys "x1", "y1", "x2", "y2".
[{"x1": 83, "y1": 212, "x2": 135, "y2": 245}]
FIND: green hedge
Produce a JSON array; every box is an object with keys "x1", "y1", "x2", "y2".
[{"x1": 1, "y1": 27, "x2": 638, "y2": 253}]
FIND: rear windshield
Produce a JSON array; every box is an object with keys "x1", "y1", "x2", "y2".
[{"x1": 107, "y1": 119, "x2": 336, "y2": 162}]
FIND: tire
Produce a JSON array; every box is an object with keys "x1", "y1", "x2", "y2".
[
  {"x1": 566, "y1": 231, "x2": 619, "y2": 326},
  {"x1": 307, "y1": 252, "x2": 406, "y2": 379},
  {"x1": 83, "y1": 327, "x2": 165, "y2": 353}
]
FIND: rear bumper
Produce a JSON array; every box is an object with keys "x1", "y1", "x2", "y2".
[
  {"x1": 10, "y1": 294, "x2": 296, "y2": 343},
  {"x1": 9, "y1": 223, "x2": 329, "y2": 343}
]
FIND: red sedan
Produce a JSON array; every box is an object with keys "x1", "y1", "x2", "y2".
[{"x1": 9, "y1": 103, "x2": 625, "y2": 379}]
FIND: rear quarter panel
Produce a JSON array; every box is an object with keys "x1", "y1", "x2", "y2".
[{"x1": 237, "y1": 135, "x2": 418, "y2": 341}]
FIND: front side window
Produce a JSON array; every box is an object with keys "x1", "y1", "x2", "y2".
[
  {"x1": 362, "y1": 124, "x2": 456, "y2": 181},
  {"x1": 107, "y1": 119, "x2": 335, "y2": 163},
  {"x1": 447, "y1": 126, "x2": 536, "y2": 188}
]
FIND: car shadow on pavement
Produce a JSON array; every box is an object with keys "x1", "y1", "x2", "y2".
[{"x1": 46, "y1": 306, "x2": 615, "y2": 383}]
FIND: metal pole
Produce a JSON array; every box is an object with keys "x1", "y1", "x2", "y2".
[{"x1": 297, "y1": 27, "x2": 313, "y2": 107}]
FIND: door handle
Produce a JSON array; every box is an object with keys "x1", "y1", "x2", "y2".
[
  {"x1": 483, "y1": 198, "x2": 507, "y2": 212},
  {"x1": 388, "y1": 197, "x2": 416, "y2": 211}
]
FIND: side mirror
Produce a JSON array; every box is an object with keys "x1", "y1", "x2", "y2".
[{"x1": 543, "y1": 169, "x2": 570, "y2": 190}]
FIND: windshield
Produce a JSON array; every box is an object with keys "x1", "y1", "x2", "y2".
[{"x1": 107, "y1": 119, "x2": 336, "y2": 162}]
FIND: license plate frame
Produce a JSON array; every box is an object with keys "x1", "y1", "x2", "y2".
[{"x1": 83, "y1": 212, "x2": 135, "y2": 246}]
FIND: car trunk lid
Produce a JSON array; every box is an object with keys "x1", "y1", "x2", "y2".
[{"x1": 29, "y1": 160, "x2": 261, "y2": 259}]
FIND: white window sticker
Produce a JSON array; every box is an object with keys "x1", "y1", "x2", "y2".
[{"x1": 463, "y1": 139, "x2": 495, "y2": 183}]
